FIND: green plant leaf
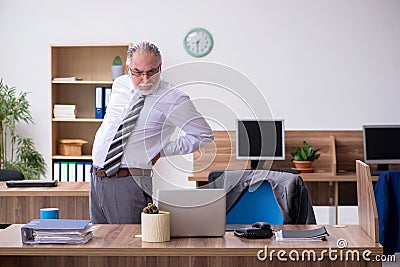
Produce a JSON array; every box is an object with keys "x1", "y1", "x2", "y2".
[
  {"x1": 291, "y1": 140, "x2": 321, "y2": 161},
  {"x1": 303, "y1": 141, "x2": 310, "y2": 151},
  {"x1": 113, "y1": 56, "x2": 123, "y2": 65},
  {"x1": 0, "y1": 78, "x2": 47, "y2": 179},
  {"x1": 300, "y1": 149, "x2": 307, "y2": 160}
]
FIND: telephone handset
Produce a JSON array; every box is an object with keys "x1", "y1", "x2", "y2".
[{"x1": 234, "y1": 222, "x2": 273, "y2": 239}]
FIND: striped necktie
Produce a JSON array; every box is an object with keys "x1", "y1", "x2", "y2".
[{"x1": 103, "y1": 96, "x2": 145, "y2": 176}]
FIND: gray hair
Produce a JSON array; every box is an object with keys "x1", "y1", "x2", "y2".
[{"x1": 126, "y1": 41, "x2": 162, "y2": 66}]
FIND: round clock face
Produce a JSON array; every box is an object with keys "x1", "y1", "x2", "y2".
[{"x1": 184, "y1": 28, "x2": 213, "y2": 57}]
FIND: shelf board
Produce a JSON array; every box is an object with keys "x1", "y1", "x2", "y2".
[
  {"x1": 52, "y1": 118, "x2": 103, "y2": 122},
  {"x1": 52, "y1": 80, "x2": 114, "y2": 85},
  {"x1": 52, "y1": 155, "x2": 92, "y2": 160},
  {"x1": 51, "y1": 43, "x2": 130, "y2": 48}
]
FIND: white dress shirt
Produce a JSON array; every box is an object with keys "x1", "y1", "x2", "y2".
[{"x1": 92, "y1": 74, "x2": 214, "y2": 169}]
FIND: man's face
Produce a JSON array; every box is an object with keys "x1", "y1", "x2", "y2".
[{"x1": 127, "y1": 53, "x2": 161, "y2": 95}]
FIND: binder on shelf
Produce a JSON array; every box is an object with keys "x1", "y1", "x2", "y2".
[
  {"x1": 95, "y1": 86, "x2": 104, "y2": 119},
  {"x1": 53, "y1": 161, "x2": 61, "y2": 181},
  {"x1": 60, "y1": 162, "x2": 69, "y2": 182},
  {"x1": 68, "y1": 162, "x2": 77, "y2": 182},
  {"x1": 76, "y1": 162, "x2": 85, "y2": 182},
  {"x1": 21, "y1": 219, "x2": 94, "y2": 244},
  {"x1": 103, "y1": 86, "x2": 112, "y2": 117},
  {"x1": 84, "y1": 162, "x2": 92, "y2": 182}
]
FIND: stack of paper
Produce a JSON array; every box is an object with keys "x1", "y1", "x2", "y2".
[
  {"x1": 275, "y1": 226, "x2": 329, "y2": 241},
  {"x1": 21, "y1": 219, "x2": 96, "y2": 244},
  {"x1": 53, "y1": 104, "x2": 76, "y2": 119}
]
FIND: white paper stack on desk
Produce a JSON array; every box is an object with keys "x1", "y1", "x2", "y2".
[
  {"x1": 21, "y1": 219, "x2": 97, "y2": 244},
  {"x1": 275, "y1": 226, "x2": 329, "y2": 241}
]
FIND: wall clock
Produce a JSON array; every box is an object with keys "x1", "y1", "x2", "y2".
[{"x1": 183, "y1": 27, "x2": 213, "y2": 57}]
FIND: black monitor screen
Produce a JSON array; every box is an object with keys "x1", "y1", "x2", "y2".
[
  {"x1": 236, "y1": 120, "x2": 285, "y2": 160},
  {"x1": 363, "y1": 125, "x2": 400, "y2": 167}
]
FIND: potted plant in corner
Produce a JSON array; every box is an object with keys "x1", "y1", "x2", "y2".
[
  {"x1": 0, "y1": 79, "x2": 47, "y2": 180},
  {"x1": 291, "y1": 141, "x2": 321, "y2": 173},
  {"x1": 111, "y1": 56, "x2": 124, "y2": 80}
]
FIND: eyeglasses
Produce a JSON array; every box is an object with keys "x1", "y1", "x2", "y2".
[{"x1": 129, "y1": 65, "x2": 161, "y2": 78}]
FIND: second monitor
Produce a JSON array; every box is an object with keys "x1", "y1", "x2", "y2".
[{"x1": 236, "y1": 119, "x2": 285, "y2": 169}]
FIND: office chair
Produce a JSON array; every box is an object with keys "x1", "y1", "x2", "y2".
[
  {"x1": 0, "y1": 169, "x2": 25, "y2": 181},
  {"x1": 226, "y1": 181, "x2": 283, "y2": 224},
  {"x1": 207, "y1": 170, "x2": 284, "y2": 224},
  {"x1": 207, "y1": 170, "x2": 224, "y2": 188}
]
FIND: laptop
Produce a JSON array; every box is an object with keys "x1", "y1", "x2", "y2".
[
  {"x1": 6, "y1": 180, "x2": 58, "y2": 187},
  {"x1": 156, "y1": 188, "x2": 226, "y2": 237}
]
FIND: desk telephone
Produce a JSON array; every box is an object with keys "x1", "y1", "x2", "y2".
[{"x1": 234, "y1": 222, "x2": 272, "y2": 239}]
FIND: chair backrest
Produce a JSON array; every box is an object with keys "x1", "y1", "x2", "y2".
[
  {"x1": 0, "y1": 169, "x2": 25, "y2": 181},
  {"x1": 208, "y1": 170, "x2": 284, "y2": 224},
  {"x1": 356, "y1": 160, "x2": 379, "y2": 243},
  {"x1": 226, "y1": 181, "x2": 284, "y2": 224},
  {"x1": 207, "y1": 170, "x2": 224, "y2": 187}
]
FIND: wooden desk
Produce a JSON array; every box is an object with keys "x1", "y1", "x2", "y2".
[
  {"x1": 0, "y1": 224, "x2": 382, "y2": 267},
  {"x1": 0, "y1": 182, "x2": 90, "y2": 224}
]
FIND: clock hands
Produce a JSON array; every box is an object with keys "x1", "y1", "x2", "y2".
[{"x1": 196, "y1": 40, "x2": 200, "y2": 53}]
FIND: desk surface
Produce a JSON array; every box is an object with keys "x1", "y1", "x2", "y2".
[
  {"x1": 0, "y1": 182, "x2": 90, "y2": 197},
  {"x1": 0, "y1": 224, "x2": 381, "y2": 257}
]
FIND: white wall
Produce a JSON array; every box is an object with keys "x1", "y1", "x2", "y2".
[{"x1": 1, "y1": 0, "x2": 400, "y2": 186}]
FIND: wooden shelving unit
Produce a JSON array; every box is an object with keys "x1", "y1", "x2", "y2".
[{"x1": 50, "y1": 44, "x2": 130, "y2": 179}]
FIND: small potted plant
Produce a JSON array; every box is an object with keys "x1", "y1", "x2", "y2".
[
  {"x1": 111, "y1": 56, "x2": 124, "y2": 80},
  {"x1": 291, "y1": 141, "x2": 321, "y2": 173},
  {"x1": 141, "y1": 203, "x2": 170, "y2": 242}
]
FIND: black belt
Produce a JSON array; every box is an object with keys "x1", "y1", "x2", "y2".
[{"x1": 93, "y1": 167, "x2": 151, "y2": 178}]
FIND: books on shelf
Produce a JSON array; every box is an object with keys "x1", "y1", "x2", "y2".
[
  {"x1": 275, "y1": 226, "x2": 329, "y2": 241},
  {"x1": 21, "y1": 219, "x2": 96, "y2": 244},
  {"x1": 54, "y1": 161, "x2": 92, "y2": 182},
  {"x1": 53, "y1": 104, "x2": 76, "y2": 119},
  {"x1": 53, "y1": 77, "x2": 83, "y2": 81},
  {"x1": 53, "y1": 86, "x2": 113, "y2": 120},
  {"x1": 95, "y1": 86, "x2": 112, "y2": 119}
]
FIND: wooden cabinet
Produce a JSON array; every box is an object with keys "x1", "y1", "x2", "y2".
[{"x1": 51, "y1": 44, "x2": 130, "y2": 179}]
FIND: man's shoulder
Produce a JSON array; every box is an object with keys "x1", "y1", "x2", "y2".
[
  {"x1": 157, "y1": 79, "x2": 188, "y2": 99},
  {"x1": 113, "y1": 75, "x2": 131, "y2": 90}
]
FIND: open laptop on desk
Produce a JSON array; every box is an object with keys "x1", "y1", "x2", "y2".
[{"x1": 156, "y1": 188, "x2": 226, "y2": 237}]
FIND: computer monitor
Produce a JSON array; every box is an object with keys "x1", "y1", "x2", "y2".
[
  {"x1": 236, "y1": 119, "x2": 285, "y2": 169},
  {"x1": 363, "y1": 124, "x2": 400, "y2": 171}
]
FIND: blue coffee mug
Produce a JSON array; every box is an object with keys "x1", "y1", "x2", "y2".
[{"x1": 40, "y1": 208, "x2": 59, "y2": 219}]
